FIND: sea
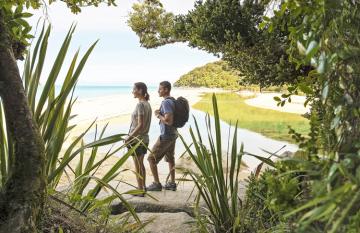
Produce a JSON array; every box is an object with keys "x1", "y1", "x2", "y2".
[{"x1": 54, "y1": 85, "x2": 157, "y2": 99}]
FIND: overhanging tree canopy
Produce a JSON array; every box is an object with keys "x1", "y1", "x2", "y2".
[{"x1": 128, "y1": 0, "x2": 309, "y2": 87}]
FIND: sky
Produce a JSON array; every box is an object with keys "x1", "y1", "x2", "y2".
[{"x1": 18, "y1": 0, "x2": 218, "y2": 86}]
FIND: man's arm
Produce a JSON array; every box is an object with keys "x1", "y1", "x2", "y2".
[
  {"x1": 158, "y1": 112, "x2": 173, "y2": 126},
  {"x1": 155, "y1": 100, "x2": 174, "y2": 125}
]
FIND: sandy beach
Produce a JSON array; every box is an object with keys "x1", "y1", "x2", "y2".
[
  {"x1": 60, "y1": 88, "x2": 306, "y2": 191},
  {"x1": 240, "y1": 91, "x2": 310, "y2": 114}
]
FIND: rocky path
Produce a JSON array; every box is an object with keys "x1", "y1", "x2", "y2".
[
  {"x1": 110, "y1": 184, "x2": 198, "y2": 233},
  {"x1": 130, "y1": 212, "x2": 195, "y2": 233},
  {"x1": 110, "y1": 181, "x2": 247, "y2": 233}
]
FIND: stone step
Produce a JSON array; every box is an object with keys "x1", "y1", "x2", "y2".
[
  {"x1": 133, "y1": 212, "x2": 196, "y2": 233},
  {"x1": 111, "y1": 188, "x2": 197, "y2": 217}
]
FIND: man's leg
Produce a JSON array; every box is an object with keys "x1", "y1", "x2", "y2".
[
  {"x1": 147, "y1": 137, "x2": 166, "y2": 191},
  {"x1": 148, "y1": 157, "x2": 160, "y2": 184},
  {"x1": 164, "y1": 138, "x2": 177, "y2": 191},
  {"x1": 148, "y1": 138, "x2": 163, "y2": 183}
]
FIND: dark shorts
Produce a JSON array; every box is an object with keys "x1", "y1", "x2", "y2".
[
  {"x1": 148, "y1": 136, "x2": 177, "y2": 164},
  {"x1": 127, "y1": 141, "x2": 149, "y2": 156}
]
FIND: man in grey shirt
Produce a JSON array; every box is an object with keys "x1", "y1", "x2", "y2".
[{"x1": 147, "y1": 81, "x2": 178, "y2": 191}]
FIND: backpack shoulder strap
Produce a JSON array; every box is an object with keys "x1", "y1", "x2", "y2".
[
  {"x1": 163, "y1": 97, "x2": 176, "y2": 112},
  {"x1": 165, "y1": 96, "x2": 176, "y2": 101}
]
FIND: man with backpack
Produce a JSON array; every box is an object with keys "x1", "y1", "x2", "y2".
[{"x1": 147, "y1": 81, "x2": 189, "y2": 192}]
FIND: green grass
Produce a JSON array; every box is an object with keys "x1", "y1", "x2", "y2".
[{"x1": 193, "y1": 93, "x2": 310, "y2": 142}]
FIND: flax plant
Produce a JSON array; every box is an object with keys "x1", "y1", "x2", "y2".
[
  {"x1": 0, "y1": 24, "x2": 139, "y2": 221},
  {"x1": 180, "y1": 94, "x2": 244, "y2": 233}
]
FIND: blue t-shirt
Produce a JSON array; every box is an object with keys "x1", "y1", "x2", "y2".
[{"x1": 159, "y1": 98, "x2": 177, "y2": 139}]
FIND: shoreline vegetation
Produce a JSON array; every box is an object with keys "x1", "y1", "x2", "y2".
[
  {"x1": 193, "y1": 92, "x2": 310, "y2": 142},
  {"x1": 174, "y1": 60, "x2": 288, "y2": 92}
]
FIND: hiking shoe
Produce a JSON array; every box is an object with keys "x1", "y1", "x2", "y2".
[
  {"x1": 164, "y1": 182, "x2": 177, "y2": 191},
  {"x1": 147, "y1": 182, "x2": 163, "y2": 191}
]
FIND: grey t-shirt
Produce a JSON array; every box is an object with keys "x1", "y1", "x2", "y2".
[
  {"x1": 159, "y1": 98, "x2": 177, "y2": 140},
  {"x1": 129, "y1": 101, "x2": 152, "y2": 143}
]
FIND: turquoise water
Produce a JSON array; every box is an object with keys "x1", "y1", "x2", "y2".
[
  {"x1": 73, "y1": 85, "x2": 157, "y2": 99},
  {"x1": 47, "y1": 85, "x2": 157, "y2": 99}
]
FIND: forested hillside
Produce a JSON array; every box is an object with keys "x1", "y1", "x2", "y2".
[{"x1": 174, "y1": 61, "x2": 241, "y2": 89}]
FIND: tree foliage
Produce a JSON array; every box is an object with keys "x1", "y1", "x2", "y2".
[
  {"x1": 268, "y1": 1, "x2": 360, "y2": 231},
  {"x1": 128, "y1": 0, "x2": 308, "y2": 87},
  {"x1": 0, "y1": 0, "x2": 116, "y2": 14},
  {"x1": 273, "y1": 0, "x2": 360, "y2": 155},
  {"x1": 1, "y1": 0, "x2": 116, "y2": 59},
  {"x1": 128, "y1": 0, "x2": 177, "y2": 48},
  {"x1": 174, "y1": 61, "x2": 241, "y2": 89}
]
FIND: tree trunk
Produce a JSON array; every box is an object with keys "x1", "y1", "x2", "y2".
[{"x1": 0, "y1": 9, "x2": 46, "y2": 233}]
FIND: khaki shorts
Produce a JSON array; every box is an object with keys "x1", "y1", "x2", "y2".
[{"x1": 148, "y1": 137, "x2": 176, "y2": 164}]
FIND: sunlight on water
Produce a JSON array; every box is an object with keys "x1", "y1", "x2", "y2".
[{"x1": 84, "y1": 108, "x2": 298, "y2": 171}]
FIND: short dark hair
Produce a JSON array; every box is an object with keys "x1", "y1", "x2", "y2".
[{"x1": 160, "y1": 81, "x2": 172, "y2": 92}]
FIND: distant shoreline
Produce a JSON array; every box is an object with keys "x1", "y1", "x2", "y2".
[
  {"x1": 70, "y1": 87, "x2": 308, "y2": 136},
  {"x1": 69, "y1": 87, "x2": 229, "y2": 136}
]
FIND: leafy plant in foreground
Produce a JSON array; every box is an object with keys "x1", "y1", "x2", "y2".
[
  {"x1": 0, "y1": 24, "x2": 140, "y2": 226},
  {"x1": 180, "y1": 94, "x2": 244, "y2": 233},
  {"x1": 267, "y1": 1, "x2": 360, "y2": 232}
]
